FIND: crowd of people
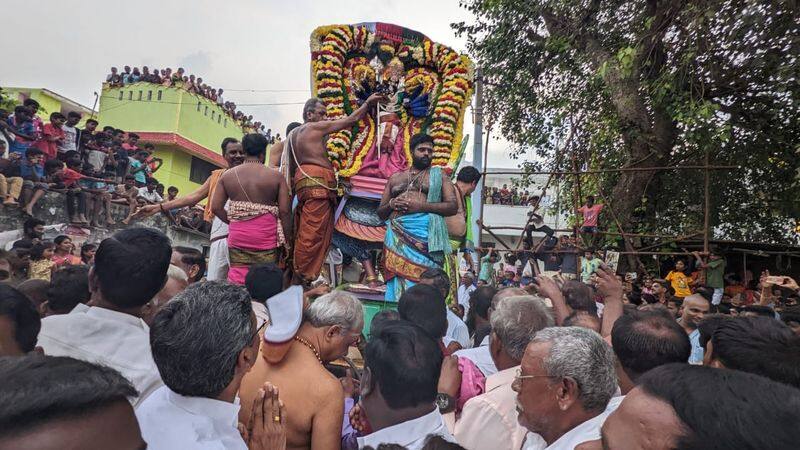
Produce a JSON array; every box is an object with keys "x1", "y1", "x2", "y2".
[
  {"x1": 105, "y1": 65, "x2": 273, "y2": 136},
  {"x1": 0, "y1": 98, "x2": 226, "y2": 227},
  {"x1": 484, "y1": 185, "x2": 537, "y2": 206},
  {"x1": 1, "y1": 95, "x2": 799, "y2": 450},
  {"x1": 1, "y1": 225, "x2": 799, "y2": 450}
]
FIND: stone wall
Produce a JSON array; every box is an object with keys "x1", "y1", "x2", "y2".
[{"x1": 0, "y1": 191, "x2": 210, "y2": 252}]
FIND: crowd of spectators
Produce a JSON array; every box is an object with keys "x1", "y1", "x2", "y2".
[
  {"x1": 105, "y1": 65, "x2": 272, "y2": 137},
  {"x1": 0, "y1": 98, "x2": 216, "y2": 228},
  {"x1": 0, "y1": 226, "x2": 799, "y2": 450},
  {"x1": 484, "y1": 185, "x2": 537, "y2": 206}
]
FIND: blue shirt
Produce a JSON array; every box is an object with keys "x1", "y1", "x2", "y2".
[
  {"x1": 130, "y1": 159, "x2": 146, "y2": 184},
  {"x1": 688, "y1": 329, "x2": 704, "y2": 364},
  {"x1": 19, "y1": 160, "x2": 44, "y2": 180}
]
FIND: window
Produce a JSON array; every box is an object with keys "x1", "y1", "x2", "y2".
[
  {"x1": 217, "y1": 115, "x2": 221, "y2": 124},
  {"x1": 197, "y1": 102, "x2": 201, "y2": 112},
  {"x1": 204, "y1": 106, "x2": 208, "y2": 116},
  {"x1": 224, "y1": 118, "x2": 227, "y2": 128},
  {"x1": 118, "y1": 91, "x2": 123, "y2": 100},
  {"x1": 157, "y1": 90, "x2": 163, "y2": 101},
  {"x1": 128, "y1": 91, "x2": 133, "y2": 100},
  {"x1": 189, "y1": 156, "x2": 218, "y2": 184},
  {"x1": 211, "y1": 110, "x2": 215, "y2": 120},
  {"x1": 147, "y1": 91, "x2": 153, "y2": 101},
  {"x1": 138, "y1": 91, "x2": 142, "y2": 101}
]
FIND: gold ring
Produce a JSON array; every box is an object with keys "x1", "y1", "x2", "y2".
[{"x1": 273, "y1": 415, "x2": 281, "y2": 423}]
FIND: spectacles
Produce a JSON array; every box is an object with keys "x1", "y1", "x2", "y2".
[
  {"x1": 249, "y1": 319, "x2": 268, "y2": 344},
  {"x1": 512, "y1": 368, "x2": 559, "y2": 387}
]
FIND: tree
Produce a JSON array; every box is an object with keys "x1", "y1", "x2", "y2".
[{"x1": 455, "y1": 0, "x2": 800, "y2": 253}]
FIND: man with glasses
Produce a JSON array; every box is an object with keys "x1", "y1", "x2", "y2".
[
  {"x1": 513, "y1": 327, "x2": 617, "y2": 450},
  {"x1": 239, "y1": 290, "x2": 364, "y2": 450},
  {"x1": 136, "y1": 281, "x2": 284, "y2": 449}
]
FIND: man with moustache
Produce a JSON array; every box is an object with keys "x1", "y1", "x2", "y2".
[{"x1": 377, "y1": 133, "x2": 458, "y2": 301}]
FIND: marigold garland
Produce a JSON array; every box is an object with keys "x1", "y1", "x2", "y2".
[{"x1": 311, "y1": 24, "x2": 473, "y2": 177}]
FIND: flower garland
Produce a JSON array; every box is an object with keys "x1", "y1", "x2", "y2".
[{"x1": 310, "y1": 24, "x2": 473, "y2": 177}]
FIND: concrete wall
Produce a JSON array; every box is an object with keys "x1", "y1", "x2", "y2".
[{"x1": 0, "y1": 192, "x2": 209, "y2": 253}]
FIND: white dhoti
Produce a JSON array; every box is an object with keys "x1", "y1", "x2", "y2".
[{"x1": 206, "y1": 217, "x2": 229, "y2": 281}]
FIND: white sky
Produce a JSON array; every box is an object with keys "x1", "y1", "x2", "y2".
[{"x1": 2, "y1": 0, "x2": 522, "y2": 167}]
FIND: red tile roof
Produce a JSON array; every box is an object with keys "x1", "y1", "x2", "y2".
[{"x1": 134, "y1": 132, "x2": 227, "y2": 167}]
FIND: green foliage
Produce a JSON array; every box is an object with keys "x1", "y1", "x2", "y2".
[{"x1": 455, "y1": 0, "x2": 800, "y2": 245}]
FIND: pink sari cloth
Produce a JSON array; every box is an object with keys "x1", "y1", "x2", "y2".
[
  {"x1": 227, "y1": 213, "x2": 280, "y2": 285},
  {"x1": 457, "y1": 356, "x2": 487, "y2": 411},
  {"x1": 357, "y1": 126, "x2": 408, "y2": 179}
]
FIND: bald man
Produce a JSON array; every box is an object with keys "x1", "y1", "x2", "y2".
[{"x1": 678, "y1": 294, "x2": 710, "y2": 364}]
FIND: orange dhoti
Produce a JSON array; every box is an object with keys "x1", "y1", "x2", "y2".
[{"x1": 292, "y1": 164, "x2": 337, "y2": 283}]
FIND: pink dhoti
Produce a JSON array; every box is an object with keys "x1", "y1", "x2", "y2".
[{"x1": 226, "y1": 201, "x2": 285, "y2": 285}]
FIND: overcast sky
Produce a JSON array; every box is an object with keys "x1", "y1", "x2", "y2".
[{"x1": 3, "y1": 0, "x2": 522, "y2": 167}]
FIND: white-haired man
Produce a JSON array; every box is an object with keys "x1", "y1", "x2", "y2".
[
  {"x1": 513, "y1": 327, "x2": 617, "y2": 450},
  {"x1": 140, "y1": 264, "x2": 188, "y2": 325},
  {"x1": 441, "y1": 295, "x2": 554, "y2": 450},
  {"x1": 238, "y1": 290, "x2": 364, "y2": 450}
]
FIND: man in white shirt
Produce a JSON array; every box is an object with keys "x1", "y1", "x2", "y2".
[
  {"x1": 457, "y1": 271, "x2": 476, "y2": 315},
  {"x1": 138, "y1": 179, "x2": 164, "y2": 204},
  {"x1": 136, "y1": 281, "x2": 277, "y2": 450},
  {"x1": 514, "y1": 327, "x2": 617, "y2": 450},
  {"x1": 358, "y1": 321, "x2": 455, "y2": 450},
  {"x1": 0, "y1": 355, "x2": 146, "y2": 450},
  {"x1": 38, "y1": 228, "x2": 172, "y2": 407},
  {"x1": 58, "y1": 112, "x2": 80, "y2": 156},
  {"x1": 442, "y1": 295, "x2": 554, "y2": 450}
]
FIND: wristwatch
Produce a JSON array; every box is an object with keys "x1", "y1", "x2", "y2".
[{"x1": 435, "y1": 392, "x2": 455, "y2": 413}]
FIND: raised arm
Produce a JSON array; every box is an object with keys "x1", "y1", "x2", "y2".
[
  {"x1": 596, "y1": 265, "x2": 624, "y2": 338},
  {"x1": 209, "y1": 174, "x2": 230, "y2": 224},
  {"x1": 535, "y1": 274, "x2": 571, "y2": 326},
  {"x1": 307, "y1": 93, "x2": 386, "y2": 136}
]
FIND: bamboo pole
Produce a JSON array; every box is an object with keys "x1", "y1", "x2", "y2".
[{"x1": 703, "y1": 149, "x2": 711, "y2": 255}]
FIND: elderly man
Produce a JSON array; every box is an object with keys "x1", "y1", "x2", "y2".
[
  {"x1": 37, "y1": 228, "x2": 171, "y2": 406},
  {"x1": 0, "y1": 355, "x2": 144, "y2": 450},
  {"x1": 140, "y1": 264, "x2": 188, "y2": 326},
  {"x1": 442, "y1": 295, "x2": 553, "y2": 450},
  {"x1": 678, "y1": 294, "x2": 710, "y2": 364},
  {"x1": 136, "y1": 281, "x2": 284, "y2": 450},
  {"x1": 454, "y1": 287, "x2": 527, "y2": 377},
  {"x1": 378, "y1": 133, "x2": 458, "y2": 301},
  {"x1": 358, "y1": 321, "x2": 454, "y2": 449},
  {"x1": 239, "y1": 291, "x2": 364, "y2": 450},
  {"x1": 288, "y1": 95, "x2": 385, "y2": 284},
  {"x1": 514, "y1": 327, "x2": 617, "y2": 450},
  {"x1": 457, "y1": 272, "x2": 476, "y2": 316},
  {"x1": 597, "y1": 364, "x2": 800, "y2": 450}
]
